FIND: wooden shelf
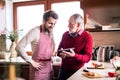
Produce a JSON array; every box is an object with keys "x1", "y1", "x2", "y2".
[
  {"x1": 85, "y1": 28, "x2": 120, "y2": 32},
  {"x1": 85, "y1": 28, "x2": 102, "y2": 32}
]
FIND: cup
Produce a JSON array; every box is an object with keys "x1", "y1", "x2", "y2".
[{"x1": 5, "y1": 52, "x2": 10, "y2": 61}]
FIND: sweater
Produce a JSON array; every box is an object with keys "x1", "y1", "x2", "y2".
[{"x1": 57, "y1": 30, "x2": 93, "y2": 70}]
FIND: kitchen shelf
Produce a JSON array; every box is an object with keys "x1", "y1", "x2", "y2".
[
  {"x1": 85, "y1": 28, "x2": 102, "y2": 32},
  {"x1": 85, "y1": 28, "x2": 120, "y2": 32}
]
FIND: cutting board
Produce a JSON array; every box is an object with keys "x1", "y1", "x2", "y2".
[
  {"x1": 87, "y1": 64, "x2": 105, "y2": 69},
  {"x1": 82, "y1": 72, "x2": 102, "y2": 78}
]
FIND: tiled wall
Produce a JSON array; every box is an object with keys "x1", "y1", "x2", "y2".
[{"x1": 90, "y1": 31, "x2": 120, "y2": 49}]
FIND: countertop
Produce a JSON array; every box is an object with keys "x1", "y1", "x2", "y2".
[
  {"x1": 0, "y1": 56, "x2": 61, "y2": 80},
  {"x1": 67, "y1": 60, "x2": 116, "y2": 80},
  {"x1": 0, "y1": 56, "x2": 28, "y2": 64},
  {"x1": 0, "y1": 56, "x2": 62, "y2": 66}
]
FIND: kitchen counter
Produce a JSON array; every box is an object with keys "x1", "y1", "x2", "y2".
[
  {"x1": 0, "y1": 57, "x2": 28, "y2": 64},
  {"x1": 0, "y1": 57, "x2": 29, "y2": 80},
  {"x1": 0, "y1": 56, "x2": 61, "y2": 65},
  {"x1": 67, "y1": 60, "x2": 116, "y2": 80},
  {"x1": 0, "y1": 56, "x2": 61, "y2": 80}
]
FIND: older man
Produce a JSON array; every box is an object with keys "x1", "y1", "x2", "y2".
[{"x1": 57, "y1": 14, "x2": 93, "y2": 80}]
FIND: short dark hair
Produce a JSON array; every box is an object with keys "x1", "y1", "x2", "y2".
[{"x1": 43, "y1": 10, "x2": 58, "y2": 21}]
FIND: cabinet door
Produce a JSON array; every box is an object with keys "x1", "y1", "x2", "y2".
[{"x1": 20, "y1": 64, "x2": 29, "y2": 80}]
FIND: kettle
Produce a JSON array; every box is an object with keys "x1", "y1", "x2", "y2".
[
  {"x1": 96, "y1": 46, "x2": 106, "y2": 62},
  {"x1": 93, "y1": 46, "x2": 112, "y2": 62}
]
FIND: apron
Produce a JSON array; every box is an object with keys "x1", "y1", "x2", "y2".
[{"x1": 30, "y1": 31, "x2": 53, "y2": 80}]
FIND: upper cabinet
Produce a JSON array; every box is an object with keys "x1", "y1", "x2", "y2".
[{"x1": 80, "y1": 0, "x2": 120, "y2": 31}]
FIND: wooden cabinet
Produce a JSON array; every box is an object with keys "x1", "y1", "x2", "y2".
[
  {"x1": 53, "y1": 65, "x2": 61, "y2": 80},
  {"x1": 0, "y1": 62, "x2": 60, "y2": 80},
  {"x1": 19, "y1": 64, "x2": 61, "y2": 80},
  {"x1": 0, "y1": 63, "x2": 29, "y2": 80},
  {"x1": 20, "y1": 64, "x2": 29, "y2": 80}
]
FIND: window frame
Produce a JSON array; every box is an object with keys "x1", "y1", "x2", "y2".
[
  {"x1": 13, "y1": 0, "x2": 83, "y2": 50},
  {"x1": 13, "y1": 0, "x2": 81, "y2": 31},
  {"x1": 13, "y1": 1, "x2": 48, "y2": 31}
]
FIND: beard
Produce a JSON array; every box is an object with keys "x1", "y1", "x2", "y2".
[
  {"x1": 43, "y1": 25, "x2": 50, "y2": 33},
  {"x1": 43, "y1": 25, "x2": 53, "y2": 34}
]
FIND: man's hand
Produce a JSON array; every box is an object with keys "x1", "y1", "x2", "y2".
[
  {"x1": 60, "y1": 49, "x2": 75, "y2": 58},
  {"x1": 30, "y1": 59, "x2": 44, "y2": 70}
]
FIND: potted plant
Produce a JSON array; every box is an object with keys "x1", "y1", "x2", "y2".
[
  {"x1": 6, "y1": 29, "x2": 23, "y2": 42},
  {"x1": 6, "y1": 29, "x2": 23, "y2": 58}
]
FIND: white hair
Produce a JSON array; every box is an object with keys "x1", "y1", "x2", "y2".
[{"x1": 72, "y1": 14, "x2": 84, "y2": 30}]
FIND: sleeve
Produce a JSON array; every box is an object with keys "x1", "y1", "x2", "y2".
[
  {"x1": 74, "y1": 34, "x2": 93, "y2": 63},
  {"x1": 15, "y1": 28, "x2": 38, "y2": 63}
]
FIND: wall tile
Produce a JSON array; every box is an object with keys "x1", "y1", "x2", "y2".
[{"x1": 90, "y1": 31, "x2": 120, "y2": 49}]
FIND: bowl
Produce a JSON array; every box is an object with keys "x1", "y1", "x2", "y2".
[{"x1": 108, "y1": 72, "x2": 117, "y2": 77}]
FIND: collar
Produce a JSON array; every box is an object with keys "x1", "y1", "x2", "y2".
[{"x1": 69, "y1": 29, "x2": 84, "y2": 37}]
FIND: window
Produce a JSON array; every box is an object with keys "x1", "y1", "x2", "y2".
[
  {"x1": 17, "y1": 4, "x2": 44, "y2": 51},
  {"x1": 52, "y1": 1, "x2": 83, "y2": 50},
  {"x1": 16, "y1": 1, "x2": 83, "y2": 51}
]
